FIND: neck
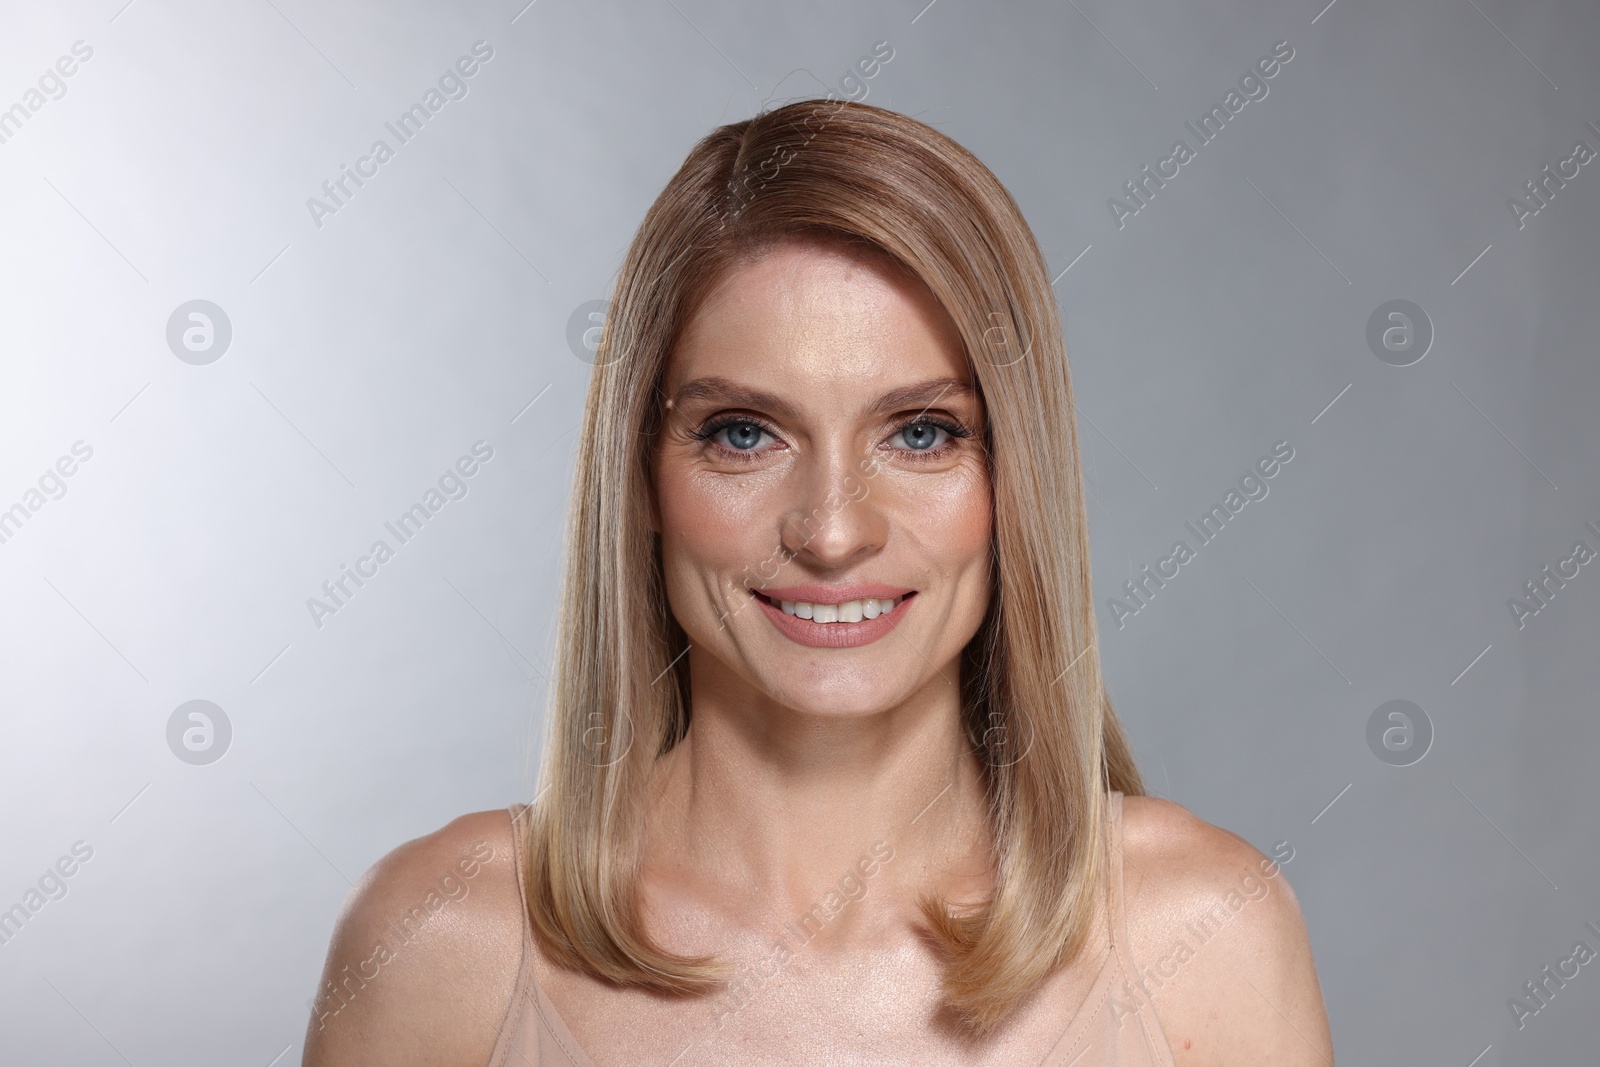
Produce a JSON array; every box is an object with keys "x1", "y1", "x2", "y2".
[{"x1": 642, "y1": 661, "x2": 995, "y2": 944}]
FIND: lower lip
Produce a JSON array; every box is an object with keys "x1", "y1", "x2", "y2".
[{"x1": 752, "y1": 592, "x2": 916, "y2": 649}]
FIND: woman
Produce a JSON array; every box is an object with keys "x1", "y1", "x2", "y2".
[{"x1": 303, "y1": 99, "x2": 1332, "y2": 1066}]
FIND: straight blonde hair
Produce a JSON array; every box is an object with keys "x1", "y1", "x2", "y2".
[{"x1": 521, "y1": 98, "x2": 1145, "y2": 1035}]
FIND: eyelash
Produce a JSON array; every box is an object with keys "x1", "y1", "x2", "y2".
[{"x1": 689, "y1": 414, "x2": 973, "y2": 465}]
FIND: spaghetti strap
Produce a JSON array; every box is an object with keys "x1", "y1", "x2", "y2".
[
  {"x1": 488, "y1": 802, "x2": 602, "y2": 1067},
  {"x1": 1038, "y1": 790, "x2": 1177, "y2": 1067},
  {"x1": 486, "y1": 805, "x2": 534, "y2": 1067},
  {"x1": 1108, "y1": 791, "x2": 1128, "y2": 954},
  {"x1": 1105, "y1": 790, "x2": 1180, "y2": 1066}
]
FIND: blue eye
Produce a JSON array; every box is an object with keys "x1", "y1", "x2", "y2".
[
  {"x1": 713, "y1": 419, "x2": 768, "y2": 447},
  {"x1": 695, "y1": 418, "x2": 771, "y2": 452},
  {"x1": 893, "y1": 421, "x2": 950, "y2": 452}
]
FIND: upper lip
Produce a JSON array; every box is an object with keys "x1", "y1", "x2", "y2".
[{"x1": 751, "y1": 583, "x2": 915, "y2": 603}]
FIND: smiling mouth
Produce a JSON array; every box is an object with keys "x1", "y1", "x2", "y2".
[{"x1": 750, "y1": 590, "x2": 915, "y2": 624}]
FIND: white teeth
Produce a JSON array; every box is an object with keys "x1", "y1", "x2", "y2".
[{"x1": 777, "y1": 595, "x2": 905, "y2": 623}]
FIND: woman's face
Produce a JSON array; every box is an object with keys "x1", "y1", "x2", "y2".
[{"x1": 651, "y1": 239, "x2": 993, "y2": 721}]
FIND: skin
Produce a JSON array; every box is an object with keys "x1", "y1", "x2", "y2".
[{"x1": 303, "y1": 239, "x2": 1334, "y2": 1066}]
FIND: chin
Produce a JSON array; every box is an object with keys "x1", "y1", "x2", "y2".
[{"x1": 756, "y1": 669, "x2": 916, "y2": 719}]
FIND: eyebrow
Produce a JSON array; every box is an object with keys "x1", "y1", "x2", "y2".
[{"x1": 669, "y1": 376, "x2": 977, "y2": 420}]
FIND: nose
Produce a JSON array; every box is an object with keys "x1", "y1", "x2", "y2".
[{"x1": 777, "y1": 449, "x2": 886, "y2": 569}]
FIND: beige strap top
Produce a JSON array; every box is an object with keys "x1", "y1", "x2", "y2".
[{"x1": 488, "y1": 790, "x2": 1177, "y2": 1066}]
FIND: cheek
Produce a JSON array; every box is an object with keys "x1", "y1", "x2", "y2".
[
  {"x1": 657, "y1": 468, "x2": 776, "y2": 588},
  {"x1": 894, "y1": 461, "x2": 991, "y2": 562}
]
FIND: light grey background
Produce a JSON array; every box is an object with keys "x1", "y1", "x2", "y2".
[{"x1": 2, "y1": 0, "x2": 1596, "y2": 1063}]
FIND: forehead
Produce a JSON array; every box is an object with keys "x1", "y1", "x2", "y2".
[{"x1": 666, "y1": 240, "x2": 969, "y2": 397}]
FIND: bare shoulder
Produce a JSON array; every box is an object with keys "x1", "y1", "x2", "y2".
[
  {"x1": 301, "y1": 807, "x2": 527, "y2": 1067},
  {"x1": 1116, "y1": 795, "x2": 1334, "y2": 1065}
]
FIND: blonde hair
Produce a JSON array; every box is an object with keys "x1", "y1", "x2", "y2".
[{"x1": 522, "y1": 98, "x2": 1144, "y2": 1035}]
